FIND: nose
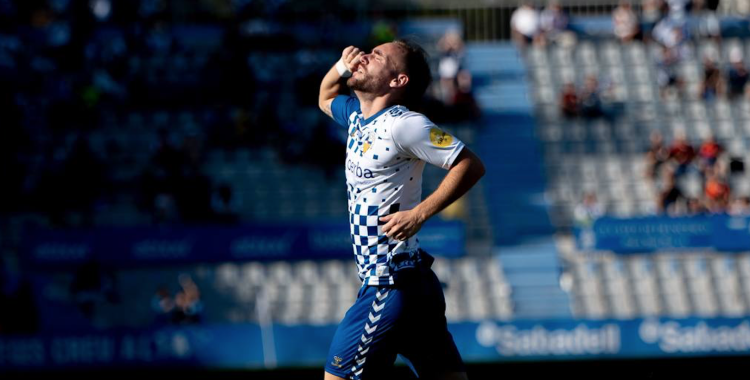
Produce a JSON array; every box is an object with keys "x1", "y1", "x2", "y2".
[{"x1": 359, "y1": 54, "x2": 369, "y2": 65}]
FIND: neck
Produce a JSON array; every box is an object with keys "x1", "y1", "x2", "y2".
[{"x1": 355, "y1": 90, "x2": 396, "y2": 120}]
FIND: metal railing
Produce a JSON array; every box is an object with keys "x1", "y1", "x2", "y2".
[
  {"x1": 382, "y1": 3, "x2": 619, "y2": 41},
  {"x1": 353, "y1": 0, "x2": 749, "y2": 42}
]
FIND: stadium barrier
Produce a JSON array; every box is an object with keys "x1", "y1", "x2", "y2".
[
  {"x1": 21, "y1": 221, "x2": 465, "y2": 270},
  {"x1": 2, "y1": 317, "x2": 750, "y2": 370},
  {"x1": 575, "y1": 214, "x2": 750, "y2": 253}
]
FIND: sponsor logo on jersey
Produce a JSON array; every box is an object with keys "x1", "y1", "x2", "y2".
[
  {"x1": 331, "y1": 356, "x2": 344, "y2": 368},
  {"x1": 429, "y1": 127, "x2": 453, "y2": 147},
  {"x1": 346, "y1": 158, "x2": 375, "y2": 178}
]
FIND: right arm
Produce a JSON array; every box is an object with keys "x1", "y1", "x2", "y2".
[{"x1": 319, "y1": 46, "x2": 363, "y2": 118}]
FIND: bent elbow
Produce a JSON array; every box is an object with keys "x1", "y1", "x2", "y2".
[
  {"x1": 474, "y1": 159, "x2": 486, "y2": 179},
  {"x1": 318, "y1": 98, "x2": 326, "y2": 113}
]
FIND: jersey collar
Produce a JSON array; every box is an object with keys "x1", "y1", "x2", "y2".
[{"x1": 362, "y1": 105, "x2": 398, "y2": 126}]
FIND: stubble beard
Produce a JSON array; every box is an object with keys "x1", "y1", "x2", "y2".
[{"x1": 347, "y1": 72, "x2": 379, "y2": 94}]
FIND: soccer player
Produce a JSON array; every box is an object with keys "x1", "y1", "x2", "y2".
[{"x1": 318, "y1": 39, "x2": 485, "y2": 380}]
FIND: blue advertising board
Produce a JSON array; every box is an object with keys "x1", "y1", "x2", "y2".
[
  {"x1": 459, "y1": 317, "x2": 750, "y2": 360},
  {"x1": 21, "y1": 220, "x2": 465, "y2": 268},
  {"x1": 576, "y1": 215, "x2": 750, "y2": 253},
  {"x1": 0, "y1": 324, "x2": 265, "y2": 370},
  {"x1": 2, "y1": 318, "x2": 750, "y2": 370}
]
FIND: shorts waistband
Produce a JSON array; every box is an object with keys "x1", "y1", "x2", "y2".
[{"x1": 389, "y1": 249, "x2": 434, "y2": 272}]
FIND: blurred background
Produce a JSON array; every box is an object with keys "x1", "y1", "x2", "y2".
[{"x1": 2, "y1": 0, "x2": 750, "y2": 377}]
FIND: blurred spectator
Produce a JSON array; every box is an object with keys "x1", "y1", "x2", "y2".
[
  {"x1": 437, "y1": 29, "x2": 465, "y2": 105},
  {"x1": 171, "y1": 273, "x2": 203, "y2": 324},
  {"x1": 645, "y1": 131, "x2": 670, "y2": 180},
  {"x1": 435, "y1": 30, "x2": 480, "y2": 123},
  {"x1": 698, "y1": 135, "x2": 723, "y2": 171},
  {"x1": 641, "y1": 0, "x2": 665, "y2": 40},
  {"x1": 151, "y1": 285, "x2": 175, "y2": 325},
  {"x1": 560, "y1": 82, "x2": 579, "y2": 118},
  {"x1": 727, "y1": 49, "x2": 749, "y2": 100},
  {"x1": 667, "y1": 131, "x2": 696, "y2": 177},
  {"x1": 658, "y1": 168, "x2": 686, "y2": 215},
  {"x1": 687, "y1": 197, "x2": 707, "y2": 215},
  {"x1": 211, "y1": 183, "x2": 241, "y2": 224},
  {"x1": 511, "y1": 2, "x2": 541, "y2": 50},
  {"x1": 652, "y1": 16, "x2": 689, "y2": 52},
  {"x1": 579, "y1": 75, "x2": 604, "y2": 119},
  {"x1": 539, "y1": 1, "x2": 572, "y2": 46},
  {"x1": 700, "y1": 56, "x2": 723, "y2": 101},
  {"x1": 729, "y1": 197, "x2": 750, "y2": 215},
  {"x1": 657, "y1": 47, "x2": 685, "y2": 99},
  {"x1": 451, "y1": 70, "x2": 481, "y2": 121},
  {"x1": 704, "y1": 168, "x2": 730, "y2": 212},
  {"x1": 574, "y1": 192, "x2": 604, "y2": 226},
  {"x1": 613, "y1": 1, "x2": 640, "y2": 43}
]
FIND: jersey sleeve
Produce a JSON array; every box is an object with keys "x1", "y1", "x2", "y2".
[
  {"x1": 330, "y1": 95, "x2": 360, "y2": 128},
  {"x1": 391, "y1": 112, "x2": 465, "y2": 169}
]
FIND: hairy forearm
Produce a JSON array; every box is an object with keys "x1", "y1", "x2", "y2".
[
  {"x1": 319, "y1": 65, "x2": 346, "y2": 116},
  {"x1": 319, "y1": 46, "x2": 363, "y2": 117},
  {"x1": 412, "y1": 149, "x2": 485, "y2": 223}
]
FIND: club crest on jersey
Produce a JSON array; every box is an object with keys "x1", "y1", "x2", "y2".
[
  {"x1": 429, "y1": 127, "x2": 453, "y2": 147},
  {"x1": 359, "y1": 131, "x2": 375, "y2": 156}
]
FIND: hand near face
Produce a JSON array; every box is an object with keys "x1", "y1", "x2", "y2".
[{"x1": 341, "y1": 46, "x2": 365, "y2": 73}]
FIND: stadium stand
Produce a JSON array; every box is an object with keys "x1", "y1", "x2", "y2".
[
  {"x1": 557, "y1": 245, "x2": 750, "y2": 320},
  {"x1": 521, "y1": 9, "x2": 750, "y2": 323},
  {"x1": 28, "y1": 256, "x2": 514, "y2": 332},
  {"x1": 529, "y1": 38, "x2": 750, "y2": 227}
]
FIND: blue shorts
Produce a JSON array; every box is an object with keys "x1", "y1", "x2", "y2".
[{"x1": 325, "y1": 251, "x2": 465, "y2": 379}]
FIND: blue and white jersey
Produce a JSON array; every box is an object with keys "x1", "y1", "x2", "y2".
[{"x1": 331, "y1": 95, "x2": 465, "y2": 286}]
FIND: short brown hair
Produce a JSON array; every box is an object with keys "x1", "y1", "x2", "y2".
[{"x1": 393, "y1": 39, "x2": 431, "y2": 108}]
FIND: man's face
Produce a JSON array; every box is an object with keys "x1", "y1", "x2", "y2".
[{"x1": 347, "y1": 42, "x2": 404, "y2": 95}]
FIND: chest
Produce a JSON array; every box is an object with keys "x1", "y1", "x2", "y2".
[
  {"x1": 347, "y1": 113, "x2": 400, "y2": 159},
  {"x1": 345, "y1": 115, "x2": 409, "y2": 181}
]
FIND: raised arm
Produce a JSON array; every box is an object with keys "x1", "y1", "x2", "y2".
[
  {"x1": 380, "y1": 147, "x2": 486, "y2": 241},
  {"x1": 319, "y1": 46, "x2": 364, "y2": 118}
]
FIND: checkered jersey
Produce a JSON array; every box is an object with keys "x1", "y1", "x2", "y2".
[{"x1": 331, "y1": 95, "x2": 464, "y2": 286}]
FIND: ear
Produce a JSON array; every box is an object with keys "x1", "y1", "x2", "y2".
[{"x1": 390, "y1": 73, "x2": 409, "y2": 89}]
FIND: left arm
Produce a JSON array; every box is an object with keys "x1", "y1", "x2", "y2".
[{"x1": 380, "y1": 147, "x2": 485, "y2": 241}]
